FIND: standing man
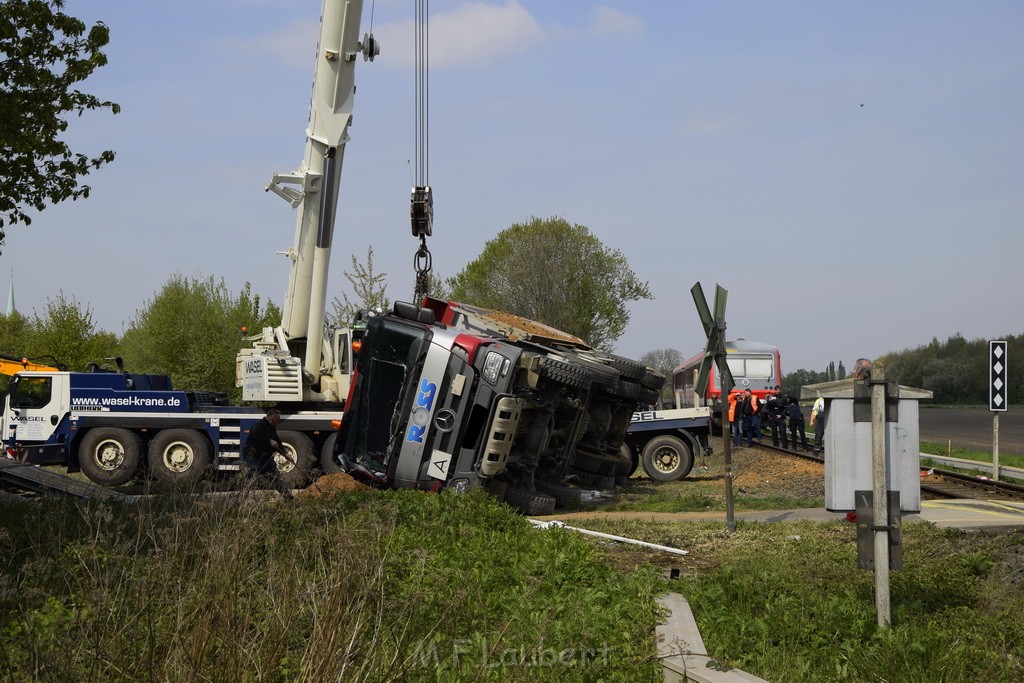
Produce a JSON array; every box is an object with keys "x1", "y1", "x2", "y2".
[
  {"x1": 785, "y1": 394, "x2": 809, "y2": 451},
  {"x1": 810, "y1": 392, "x2": 827, "y2": 456},
  {"x1": 766, "y1": 388, "x2": 788, "y2": 448},
  {"x1": 737, "y1": 388, "x2": 760, "y2": 447},
  {"x1": 241, "y1": 408, "x2": 294, "y2": 499}
]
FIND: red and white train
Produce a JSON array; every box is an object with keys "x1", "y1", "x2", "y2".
[{"x1": 673, "y1": 339, "x2": 782, "y2": 411}]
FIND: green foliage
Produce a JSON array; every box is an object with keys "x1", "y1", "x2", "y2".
[
  {"x1": 24, "y1": 291, "x2": 117, "y2": 371},
  {"x1": 0, "y1": 490, "x2": 663, "y2": 681},
  {"x1": 119, "y1": 274, "x2": 279, "y2": 401},
  {"x1": 0, "y1": 0, "x2": 121, "y2": 245},
  {"x1": 329, "y1": 245, "x2": 389, "y2": 326},
  {"x1": 879, "y1": 332, "x2": 1023, "y2": 404},
  {"x1": 448, "y1": 216, "x2": 652, "y2": 350},
  {"x1": 578, "y1": 519, "x2": 1024, "y2": 682}
]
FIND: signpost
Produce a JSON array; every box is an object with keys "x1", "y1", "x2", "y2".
[
  {"x1": 991, "y1": 341, "x2": 1008, "y2": 480},
  {"x1": 690, "y1": 282, "x2": 736, "y2": 532}
]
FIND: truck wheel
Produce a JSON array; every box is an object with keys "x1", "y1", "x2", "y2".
[
  {"x1": 537, "y1": 356, "x2": 591, "y2": 390},
  {"x1": 534, "y1": 479, "x2": 583, "y2": 508},
  {"x1": 640, "y1": 368, "x2": 667, "y2": 390},
  {"x1": 504, "y1": 487, "x2": 556, "y2": 516},
  {"x1": 621, "y1": 443, "x2": 640, "y2": 476},
  {"x1": 319, "y1": 433, "x2": 343, "y2": 474},
  {"x1": 572, "y1": 449, "x2": 619, "y2": 475},
  {"x1": 148, "y1": 429, "x2": 210, "y2": 485},
  {"x1": 78, "y1": 428, "x2": 142, "y2": 486},
  {"x1": 276, "y1": 431, "x2": 315, "y2": 488},
  {"x1": 592, "y1": 351, "x2": 646, "y2": 381},
  {"x1": 642, "y1": 435, "x2": 694, "y2": 482}
]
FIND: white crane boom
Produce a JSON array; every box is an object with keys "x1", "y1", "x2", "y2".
[{"x1": 238, "y1": 0, "x2": 377, "y2": 404}]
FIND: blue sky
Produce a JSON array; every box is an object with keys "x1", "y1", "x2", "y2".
[{"x1": 5, "y1": 0, "x2": 1022, "y2": 374}]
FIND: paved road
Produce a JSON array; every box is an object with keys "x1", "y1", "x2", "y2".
[{"x1": 919, "y1": 406, "x2": 1023, "y2": 457}]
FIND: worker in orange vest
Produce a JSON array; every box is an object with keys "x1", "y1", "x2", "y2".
[{"x1": 727, "y1": 391, "x2": 742, "y2": 446}]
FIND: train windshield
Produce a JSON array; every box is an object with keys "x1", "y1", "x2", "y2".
[{"x1": 724, "y1": 355, "x2": 776, "y2": 382}]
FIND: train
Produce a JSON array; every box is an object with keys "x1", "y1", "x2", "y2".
[{"x1": 672, "y1": 340, "x2": 782, "y2": 426}]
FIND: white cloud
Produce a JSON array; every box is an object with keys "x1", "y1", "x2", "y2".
[
  {"x1": 374, "y1": 1, "x2": 545, "y2": 68},
  {"x1": 243, "y1": 18, "x2": 319, "y2": 70},
  {"x1": 586, "y1": 5, "x2": 644, "y2": 38}
]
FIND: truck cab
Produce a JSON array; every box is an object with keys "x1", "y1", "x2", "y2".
[{"x1": 335, "y1": 301, "x2": 664, "y2": 514}]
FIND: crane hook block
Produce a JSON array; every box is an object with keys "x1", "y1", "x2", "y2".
[{"x1": 411, "y1": 185, "x2": 433, "y2": 237}]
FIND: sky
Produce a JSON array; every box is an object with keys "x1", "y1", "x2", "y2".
[{"x1": 5, "y1": 0, "x2": 1023, "y2": 374}]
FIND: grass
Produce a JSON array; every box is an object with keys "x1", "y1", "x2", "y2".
[
  {"x1": 602, "y1": 478, "x2": 822, "y2": 513},
  {"x1": 573, "y1": 517, "x2": 1024, "y2": 682},
  {"x1": 920, "y1": 440, "x2": 1024, "y2": 470},
  {"x1": 0, "y1": 488, "x2": 663, "y2": 681}
]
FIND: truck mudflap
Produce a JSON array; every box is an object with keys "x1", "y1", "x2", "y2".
[{"x1": 479, "y1": 395, "x2": 524, "y2": 477}]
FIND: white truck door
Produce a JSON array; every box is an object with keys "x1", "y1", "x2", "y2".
[{"x1": 5, "y1": 373, "x2": 69, "y2": 446}]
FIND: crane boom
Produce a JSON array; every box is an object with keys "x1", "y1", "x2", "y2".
[{"x1": 239, "y1": 0, "x2": 377, "y2": 405}]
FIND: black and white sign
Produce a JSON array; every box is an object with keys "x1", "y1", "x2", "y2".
[{"x1": 990, "y1": 340, "x2": 1008, "y2": 412}]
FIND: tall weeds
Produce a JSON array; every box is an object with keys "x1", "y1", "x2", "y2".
[{"x1": 0, "y1": 489, "x2": 662, "y2": 681}]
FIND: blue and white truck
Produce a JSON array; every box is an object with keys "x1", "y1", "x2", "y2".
[{"x1": 1, "y1": 368, "x2": 339, "y2": 487}]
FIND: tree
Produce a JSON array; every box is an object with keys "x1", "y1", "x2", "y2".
[
  {"x1": 837, "y1": 360, "x2": 846, "y2": 380},
  {"x1": 28, "y1": 291, "x2": 118, "y2": 371},
  {"x1": 119, "y1": 275, "x2": 279, "y2": 402},
  {"x1": 329, "y1": 245, "x2": 389, "y2": 326},
  {"x1": 828, "y1": 361, "x2": 836, "y2": 382},
  {"x1": 448, "y1": 216, "x2": 652, "y2": 349},
  {"x1": 0, "y1": 0, "x2": 120, "y2": 246},
  {"x1": 639, "y1": 348, "x2": 683, "y2": 405}
]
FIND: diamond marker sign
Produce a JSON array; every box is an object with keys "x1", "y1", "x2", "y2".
[{"x1": 990, "y1": 340, "x2": 1008, "y2": 412}]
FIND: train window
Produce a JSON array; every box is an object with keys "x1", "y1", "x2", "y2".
[{"x1": 725, "y1": 356, "x2": 775, "y2": 380}]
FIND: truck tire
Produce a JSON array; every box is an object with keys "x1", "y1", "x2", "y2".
[
  {"x1": 537, "y1": 356, "x2": 591, "y2": 390},
  {"x1": 276, "y1": 431, "x2": 316, "y2": 488},
  {"x1": 641, "y1": 435, "x2": 694, "y2": 482},
  {"x1": 534, "y1": 479, "x2": 583, "y2": 508},
  {"x1": 319, "y1": 433, "x2": 343, "y2": 474},
  {"x1": 621, "y1": 443, "x2": 640, "y2": 476},
  {"x1": 78, "y1": 428, "x2": 142, "y2": 486},
  {"x1": 565, "y1": 352, "x2": 620, "y2": 391},
  {"x1": 592, "y1": 351, "x2": 646, "y2": 381},
  {"x1": 148, "y1": 429, "x2": 210, "y2": 485},
  {"x1": 640, "y1": 368, "x2": 667, "y2": 391},
  {"x1": 572, "y1": 449, "x2": 619, "y2": 475},
  {"x1": 504, "y1": 487, "x2": 556, "y2": 516}
]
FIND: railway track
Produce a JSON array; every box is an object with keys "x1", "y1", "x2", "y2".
[{"x1": 754, "y1": 440, "x2": 1024, "y2": 502}]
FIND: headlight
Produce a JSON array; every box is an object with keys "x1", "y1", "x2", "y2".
[
  {"x1": 448, "y1": 478, "x2": 470, "y2": 494},
  {"x1": 482, "y1": 351, "x2": 503, "y2": 384}
]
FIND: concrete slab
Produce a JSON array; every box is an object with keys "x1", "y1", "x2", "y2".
[{"x1": 657, "y1": 593, "x2": 767, "y2": 683}]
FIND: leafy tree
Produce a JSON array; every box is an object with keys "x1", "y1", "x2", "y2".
[
  {"x1": 0, "y1": 0, "x2": 120, "y2": 246},
  {"x1": 120, "y1": 275, "x2": 279, "y2": 402},
  {"x1": 639, "y1": 347, "x2": 683, "y2": 406},
  {"x1": 837, "y1": 360, "x2": 846, "y2": 379},
  {"x1": 329, "y1": 245, "x2": 389, "y2": 326},
  {"x1": 828, "y1": 361, "x2": 836, "y2": 382},
  {"x1": 448, "y1": 216, "x2": 652, "y2": 350},
  {"x1": 28, "y1": 291, "x2": 117, "y2": 371}
]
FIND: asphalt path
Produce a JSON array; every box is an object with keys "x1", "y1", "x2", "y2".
[{"x1": 919, "y1": 406, "x2": 1024, "y2": 457}]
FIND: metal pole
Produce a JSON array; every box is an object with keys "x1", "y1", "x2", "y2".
[
  {"x1": 722, "y1": 411, "x2": 735, "y2": 534},
  {"x1": 718, "y1": 333, "x2": 735, "y2": 534},
  {"x1": 870, "y1": 374, "x2": 891, "y2": 628},
  {"x1": 993, "y1": 412, "x2": 1000, "y2": 481}
]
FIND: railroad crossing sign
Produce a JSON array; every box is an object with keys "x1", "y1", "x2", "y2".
[
  {"x1": 991, "y1": 341, "x2": 1008, "y2": 412},
  {"x1": 690, "y1": 282, "x2": 735, "y2": 395}
]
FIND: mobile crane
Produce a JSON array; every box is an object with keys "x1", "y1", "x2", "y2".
[
  {"x1": 0, "y1": 1, "x2": 378, "y2": 491},
  {"x1": 236, "y1": 0, "x2": 378, "y2": 406}
]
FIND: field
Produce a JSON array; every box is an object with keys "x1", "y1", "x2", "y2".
[{"x1": 1, "y1": 447, "x2": 1023, "y2": 682}]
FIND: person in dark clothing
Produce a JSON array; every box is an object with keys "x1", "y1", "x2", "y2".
[
  {"x1": 736, "y1": 388, "x2": 760, "y2": 447},
  {"x1": 766, "y1": 389, "x2": 788, "y2": 448},
  {"x1": 241, "y1": 408, "x2": 294, "y2": 498},
  {"x1": 785, "y1": 395, "x2": 808, "y2": 451}
]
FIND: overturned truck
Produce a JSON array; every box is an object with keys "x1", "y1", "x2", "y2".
[{"x1": 334, "y1": 298, "x2": 666, "y2": 515}]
